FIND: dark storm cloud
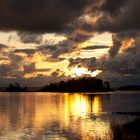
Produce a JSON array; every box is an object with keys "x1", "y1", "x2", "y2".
[
  {"x1": 66, "y1": 0, "x2": 140, "y2": 34},
  {"x1": 38, "y1": 45, "x2": 57, "y2": 52},
  {"x1": 23, "y1": 63, "x2": 36, "y2": 74},
  {"x1": 37, "y1": 39, "x2": 76, "y2": 59},
  {"x1": 94, "y1": 35, "x2": 140, "y2": 85},
  {"x1": 0, "y1": 54, "x2": 23, "y2": 77},
  {"x1": 0, "y1": 64, "x2": 23, "y2": 78},
  {"x1": 93, "y1": 0, "x2": 140, "y2": 32},
  {"x1": 69, "y1": 33, "x2": 93, "y2": 43},
  {"x1": 9, "y1": 53, "x2": 23, "y2": 62},
  {"x1": 45, "y1": 57, "x2": 66, "y2": 62},
  {"x1": 99, "y1": 54, "x2": 139, "y2": 75},
  {"x1": 81, "y1": 23, "x2": 95, "y2": 33},
  {"x1": 17, "y1": 32, "x2": 43, "y2": 44},
  {"x1": 109, "y1": 34, "x2": 122, "y2": 57},
  {"x1": 109, "y1": 31, "x2": 138, "y2": 57},
  {"x1": 0, "y1": 0, "x2": 90, "y2": 32},
  {"x1": 0, "y1": 0, "x2": 139, "y2": 34},
  {"x1": 0, "y1": 64, "x2": 13, "y2": 77},
  {"x1": 68, "y1": 57, "x2": 96, "y2": 70},
  {"x1": 14, "y1": 49, "x2": 37, "y2": 55},
  {"x1": 51, "y1": 48, "x2": 73, "y2": 58},
  {"x1": 14, "y1": 43, "x2": 68, "y2": 62},
  {"x1": 100, "y1": 0, "x2": 127, "y2": 15},
  {"x1": 83, "y1": 45, "x2": 109, "y2": 50}
]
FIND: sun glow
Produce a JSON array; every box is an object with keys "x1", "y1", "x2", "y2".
[
  {"x1": 66, "y1": 67, "x2": 102, "y2": 78},
  {"x1": 71, "y1": 67, "x2": 89, "y2": 77},
  {"x1": 24, "y1": 72, "x2": 37, "y2": 79}
]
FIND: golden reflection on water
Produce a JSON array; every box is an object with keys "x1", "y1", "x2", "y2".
[
  {"x1": 92, "y1": 96, "x2": 102, "y2": 114},
  {"x1": 0, "y1": 92, "x2": 113, "y2": 140},
  {"x1": 68, "y1": 94, "x2": 90, "y2": 116}
]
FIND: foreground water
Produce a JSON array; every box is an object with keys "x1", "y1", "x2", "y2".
[{"x1": 0, "y1": 91, "x2": 140, "y2": 140}]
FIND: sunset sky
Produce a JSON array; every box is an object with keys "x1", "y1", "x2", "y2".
[{"x1": 0, "y1": 0, "x2": 140, "y2": 87}]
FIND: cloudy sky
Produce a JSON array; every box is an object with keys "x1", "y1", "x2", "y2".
[{"x1": 0, "y1": 0, "x2": 140, "y2": 87}]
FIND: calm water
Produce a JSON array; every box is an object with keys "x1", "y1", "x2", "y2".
[{"x1": 0, "y1": 91, "x2": 140, "y2": 140}]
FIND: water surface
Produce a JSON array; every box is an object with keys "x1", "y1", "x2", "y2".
[{"x1": 0, "y1": 91, "x2": 140, "y2": 140}]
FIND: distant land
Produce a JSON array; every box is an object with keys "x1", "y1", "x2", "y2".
[
  {"x1": 40, "y1": 77, "x2": 111, "y2": 92},
  {"x1": 0, "y1": 77, "x2": 111, "y2": 92},
  {"x1": 119, "y1": 85, "x2": 140, "y2": 91},
  {"x1": 0, "y1": 87, "x2": 42, "y2": 92},
  {"x1": 1, "y1": 77, "x2": 140, "y2": 92}
]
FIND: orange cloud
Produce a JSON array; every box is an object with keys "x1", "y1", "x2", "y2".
[{"x1": 120, "y1": 38, "x2": 135, "y2": 52}]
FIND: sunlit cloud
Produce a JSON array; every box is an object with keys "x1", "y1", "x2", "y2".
[
  {"x1": 65, "y1": 66, "x2": 102, "y2": 78},
  {"x1": 119, "y1": 38, "x2": 135, "y2": 53}
]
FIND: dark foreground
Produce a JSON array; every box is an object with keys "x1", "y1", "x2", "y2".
[{"x1": 0, "y1": 91, "x2": 140, "y2": 140}]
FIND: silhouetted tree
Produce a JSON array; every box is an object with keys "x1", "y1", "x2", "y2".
[
  {"x1": 6, "y1": 82, "x2": 28, "y2": 92},
  {"x1": 41, "y1": 77, "x2": 111, "y2": 92},
  {"x1": 104, "y1": 81, "x2": 110, "y2": 90}
]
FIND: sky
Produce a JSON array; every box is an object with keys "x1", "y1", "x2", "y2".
[{"x1": 0, "y1": 0, "x2": 140, "y2": 87}]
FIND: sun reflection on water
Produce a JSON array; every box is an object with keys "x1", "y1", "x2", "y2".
[
  {"x1": 92, "y1": 96, "x2": 102, "y2": 115},
  {"x1": 68, "y1": 94, "x2": 90, "y2": 117},
  {"x1": 0, "y1": 93, "x2": 113, "y2": 140}
]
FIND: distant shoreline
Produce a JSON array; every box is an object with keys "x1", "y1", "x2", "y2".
[{"x1": 1, "y1": 78, "x2": 140, "y2": 92}]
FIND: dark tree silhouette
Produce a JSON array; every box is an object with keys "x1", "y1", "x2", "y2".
[
  {"x1": 6, "y1": 82, "x2": 28, "y2": 92},
  {"x1": 41, "y1": 77, "x2": 111, "y2": 92},
  {"x1": 104, "y1": 81, "x2": 110, "y2": 91}
]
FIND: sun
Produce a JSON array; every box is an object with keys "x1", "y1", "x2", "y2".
[
  {"x1": 91, "y1": 70, "x2": 102, "y2": 77},
  {"x1": 66, "y1": 66, "x2": 102, "y2": 78},
  {"x1": 71, "y1": 67, "x2": 89, "y2": 77}
]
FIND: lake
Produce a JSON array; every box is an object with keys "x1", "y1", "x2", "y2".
[{"x1": 0, "y1": 91, "x2": 140, "y2": 140}]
